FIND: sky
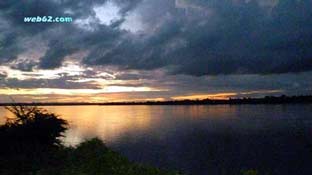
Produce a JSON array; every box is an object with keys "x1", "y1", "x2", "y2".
[{"x1": 0, "y1": 0, "x2": 312, "y2": 102}]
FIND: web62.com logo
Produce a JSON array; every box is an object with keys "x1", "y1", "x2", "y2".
[{"x1": 24, "y1": 16, "x2": 73, "y2": 23}]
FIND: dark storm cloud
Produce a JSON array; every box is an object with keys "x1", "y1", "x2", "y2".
[
  {"x1": 83, "y1": 0, "x2": 312, "y2": 75},
  {"x1": 1, "y1": 0, "x2": 312, "y2": 76},
  {"x1": 0, "y1": 76, "x2": 101, "y2": 90},
  {"x1": 10, "y1": 60, "x2": 37, "y2": 72},
  {"x1": 0, "y1": 0, "x2": 138, "y2": 67},
  {"x1": 169, "y1": 72, "x2": 312, "y2": 93},
  {"x1": 0, "y1": 22, "x2": 23, "y2": 63},
  {"x1": 0, "y1": 0, "x2": 63, "y2": 63},
  {"x1": 114, "y1": 72, "x2": 154, "y2": 80}
]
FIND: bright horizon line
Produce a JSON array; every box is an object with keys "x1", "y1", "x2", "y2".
[
  {"x1": 0, "y1": 89, "x2": 286, "y2": 103},
  {"x1": 0, "y1": 94, "x2": 310, "y2": 105}
]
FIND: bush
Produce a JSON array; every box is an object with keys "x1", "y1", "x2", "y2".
[
  {"x1": 1, "y1": 105, "x2": 68, "y2": 147},
  {"x1": 39, "y1": 138, "x2": 181, "y2": 175},
  {"x1": 0, "y1": 106, "x2": 68, "y2": 174}
]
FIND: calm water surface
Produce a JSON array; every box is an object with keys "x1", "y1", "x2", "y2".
[{"x1": 1, "y1": 105, "x2": 312, "y2": 175}]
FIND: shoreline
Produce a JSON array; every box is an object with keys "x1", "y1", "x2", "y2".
[{"x1": 1, "y1": 95, "x2": 312, "y2": 106}]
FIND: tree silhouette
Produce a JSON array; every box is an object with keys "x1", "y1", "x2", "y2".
[
  {"x1": 2, "y1": 105, "x2": 68, "y2": 146},
  {"x1": 0, "y1": 105, "x2": 68, "y2": 174}
]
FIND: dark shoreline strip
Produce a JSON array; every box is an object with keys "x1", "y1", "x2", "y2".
[{"x1": 1, "y1": 95, "x2": 312, "y2": 106}]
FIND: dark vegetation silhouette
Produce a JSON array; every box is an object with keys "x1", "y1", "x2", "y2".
[
  {"x1": 0, "y1": 95, "x2": 311, "y2": 106},
  {"x1": 0, "y1": 106, "x2": 68, "y2": 174},
  {"x1": 0, "y1": 106, "x2": 181, "y2": 175},
  {"x1": 3, "y1": 105, "x2": 68, "y2": 146}
]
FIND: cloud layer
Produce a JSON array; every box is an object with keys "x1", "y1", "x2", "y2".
[
  {"x1": 1, "y1": 0, "x2": 312, "y2": 102},
  {"x1": 0, "y1": 0, "x2": 312, "y2": 75}
]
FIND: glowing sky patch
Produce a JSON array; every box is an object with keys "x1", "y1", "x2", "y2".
[
  {"x1": 172, "y1": 90, "x2": 285, "y2": 100},
  {"x1": 94, "y1": 1, "x2": 121, "y2": 25},
  {"x1": 0, "y1": 86, "x2": 162, "y2": 96},
  {"x1": 121, "y1": 11, "x2": 145, "y2": 33},
  {"x1": 172, "y1": 93, "x2": 238, "y2": 100},
  {"x1": 0, "y1": 64, "x2": 85, "y2": 80},
  {"x1": 74, "y1": 17, "x2": 96, "y2": 31}
]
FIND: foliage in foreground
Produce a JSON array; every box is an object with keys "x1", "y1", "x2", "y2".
[
  {"x1": 37, "y1": 138, "x2": 180, "y2": 175},
  {"x1": 0, "y1": 106, "x2": 180, "y2": 175}
]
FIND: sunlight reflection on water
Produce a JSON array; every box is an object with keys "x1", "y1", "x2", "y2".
[
  {"x1": 1, "y1": 105, "x2": 311, "y2": 145},
  {"x1": 1, "y1": 104, "x2": 312, "y2": 174},
  {"x1": 0, "y1": 105, "x2": 239, "y2": 145}
]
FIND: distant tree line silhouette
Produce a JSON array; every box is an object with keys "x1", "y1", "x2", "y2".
[{"x1": 0, "y1": 95, "x2": 311, "y2": 106}]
